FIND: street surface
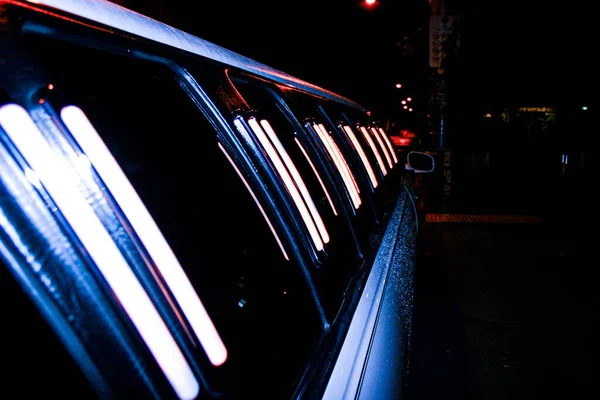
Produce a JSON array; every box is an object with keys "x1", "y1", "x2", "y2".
[{"x1": 404, "y1": 156, "x2": 595, "y2": 400}]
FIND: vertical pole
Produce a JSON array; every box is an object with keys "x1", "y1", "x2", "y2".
[
  {"x1": 429, "y1": 0, "x2": 445, "y2": 211},
  {"x1": 429, "y1": 0, "x2": 455, "y2": 212}
]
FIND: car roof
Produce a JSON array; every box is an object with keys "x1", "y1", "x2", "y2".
[{"x1": 23, "y1": 0, "x2": 366, "y2": 111}]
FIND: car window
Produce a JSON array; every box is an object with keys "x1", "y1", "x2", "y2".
[
  {"x1": 2, "y1": 33, "x2": 324, "y2": 397},
  {"x1": 272, "y1": 89, "x2": 407, "y2": 246},
  {"x1": 224, "y1": 75, "x2": 366, "y2": 320}
]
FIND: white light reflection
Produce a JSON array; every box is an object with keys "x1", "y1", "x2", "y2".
[
  {"x1": 320, "y1": 124, "x2": 360, "y2": 195},
  {"x1": 370, "y1": 127, "x2": 393, "y2": 169},
  {"x1": 342, "y1": 125, "x2": 378, "y2": 189},
  {"x1": 242, "y1": 118, "x2": 324, "y2": 251},
  {"x1": 378, "y1": 127, "x2": 398, "y2": 164},
  {"x1": 60, "y1": 106, "x2": 227, "y2": 368},
  {"x1": 0, "y1": 104, "x2": 199, "y2": 400},
  {"x1": 313, "y1": 124, "x2": 361, "y2": 209},
  {"x1": 359, "y1": 126, "x2": 387, "y2": 176},
  {"x1": 260, "y1": 120, "x2": 329, "y2": 244}
]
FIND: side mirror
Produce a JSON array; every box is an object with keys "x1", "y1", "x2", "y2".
[{"x1": 405, "y1": 151, "x2": 434, "y2": 173}]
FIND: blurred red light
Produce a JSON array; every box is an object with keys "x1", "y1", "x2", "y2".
[{"x1": 390, "y1": 136, "x2": 411, "y2": 147}]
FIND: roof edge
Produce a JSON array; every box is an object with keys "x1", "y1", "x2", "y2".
[{"x1": 17, "y1": 0, "x2": 366, "y2": 111}]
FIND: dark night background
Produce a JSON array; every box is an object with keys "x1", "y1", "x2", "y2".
[
  {"x1": 120, "y1": 0, "x2": 431, "y2": 107},
  {"x1": 115, "y1": 0, "x2": 594, "y2": 112}
]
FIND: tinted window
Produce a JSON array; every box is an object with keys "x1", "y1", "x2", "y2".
[
  {"x1": 274, "y1": 90, "x2": 390, "y2": 248},
  {"x1": 3, "y1": 33, "x2": 323, "y2": 398},
  {"x1": 226, "y1": 76, "x2": 364, "y2": 320},
  {"x1": 330, "y1": 105, "x2": 405, "y2": 220}
]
